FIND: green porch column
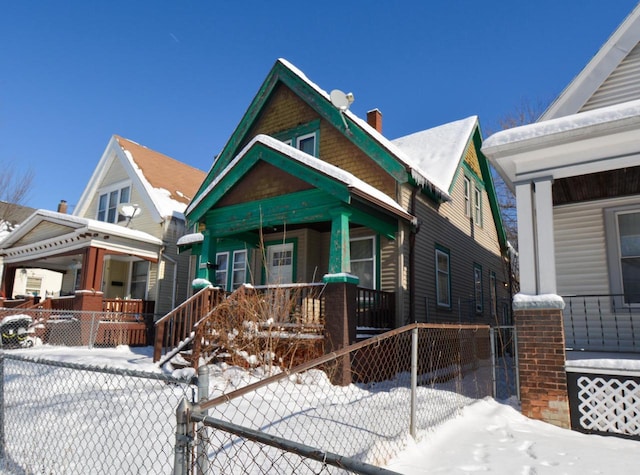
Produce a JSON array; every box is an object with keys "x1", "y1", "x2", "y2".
[
  {"x1": 199, "y1": 230, "x2": 218, "y2": 283},
  {"x1": 328, "y1": 208, "x2": 351, "y2": 274}
]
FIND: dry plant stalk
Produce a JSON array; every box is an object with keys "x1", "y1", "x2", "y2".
[{"x1": 195, "y1": 284, "x2": 324, "y2": 373}]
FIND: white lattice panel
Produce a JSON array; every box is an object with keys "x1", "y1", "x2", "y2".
[{"x1": 577, "y1": 376, "x2": 640, "y2": 435}]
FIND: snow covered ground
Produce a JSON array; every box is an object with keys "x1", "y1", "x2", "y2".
[{"x1": 4, "y1": 344, "x2": 640, "y2": 474}]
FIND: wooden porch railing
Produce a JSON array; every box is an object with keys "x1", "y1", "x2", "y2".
[
  {"x1": 153, "y1": 287, "x2": 224, "y2": 362},
  {"x1": 356, "y1": 288, "x2": 395, "y2": 329}
]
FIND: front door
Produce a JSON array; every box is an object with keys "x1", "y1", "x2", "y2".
[{"x1": 266, "y1": 243, "x2": 294, "y2": 285}]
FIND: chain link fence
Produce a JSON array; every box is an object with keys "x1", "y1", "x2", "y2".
[
  {"x1": 178, "y1": 323, "x2": 492, "y2": 474},
  {"x1": 0, "y1": 353, "x2": 196, "y2": 474}
]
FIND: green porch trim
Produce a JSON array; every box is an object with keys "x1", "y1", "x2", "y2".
[
  {"x1": 204, "y1": 189, "x2": 342, "y2": 237},
  {"x1": 189, "y1": 59, "x2": 409, "y2": 212},
  {"x1": 473, "y1": 129, "x2": 508, "y2": 250},
  {"x1": 198, "y1": 231, "x2": 218, "y2": 282},
  {"x1": 328, "y1": 208, "x2": 351, "y2": 275},
  {"x1": 188, "y1": 142, "x2": 352, "y2": 223},
  {"x1": 322, "y1": 273, "x2": 360, "y2": 285}
]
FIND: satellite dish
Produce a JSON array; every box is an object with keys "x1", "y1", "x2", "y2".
[
  {"x1": 330, "y1": 89, "x2": 355, "y2": 111},
  {"x1": 117, "y1": 203, "x2": 141, "y2": 226}
]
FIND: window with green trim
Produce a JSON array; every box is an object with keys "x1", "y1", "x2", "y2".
[
  {"x1": 463, "y1": 176, "x2": 471, "y2": 217},
  {"x1": 490, "y1": 271, "x2": 497, "y2": 318},
  {"x1": 474, "y1": 264, "x2": 483, "y2": 313},
  {"x1": 350, "y1": 236, "x2": 376, "y2": 289},
  {"x1": 435, "y1": 246, "x2": 451, "y2": 308},
  {"x1": 215, "y1": 250, "x2": 248, "y2": 290},
  {"x1": 275, "y1": 120, "x2": 319, "y2": 157}
]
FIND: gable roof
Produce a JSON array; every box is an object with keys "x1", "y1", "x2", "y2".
[
  {"x1": 187, "y1": 134, "x2": 415, "y2": 225},
  {"x1": 74, "y1": 135, "x2": 206, "y2": 222},
  {"x1": 541, "y1": 4, "x2": 640, "y2": 120},
  {"x1": 190, "y1": 58, "x2": 453, "y2": 212},
  {"x1": 391, "y1": 116, "x2": 479, "y2": 193}
]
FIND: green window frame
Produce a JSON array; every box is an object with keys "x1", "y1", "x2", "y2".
[
  {"x1": 215, "y1": 249, "x2": 248, "y2": 290},
  {"x1": 273, "y1": 120, "x2": 320, "y2": 157},
  {"x1": 435, "y1": 245, "x2": 451, "y2": 308}
]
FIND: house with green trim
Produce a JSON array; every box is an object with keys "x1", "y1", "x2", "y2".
[{"x1": 180, "y1": 58, "x2": 511, "y2": 328}]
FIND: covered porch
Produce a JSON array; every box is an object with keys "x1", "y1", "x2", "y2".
[{"x1": 0, "y1": 210, "x2": 161, "y2": 321}]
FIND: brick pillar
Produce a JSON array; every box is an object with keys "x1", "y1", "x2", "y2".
[
  {"x1": 323, "y1": 277, "x2": 358, "y2": 386},
  {"x1": 73, "y1": 290, "x2": 104, "y2": 345},
  {"x1": 514, "y1": 299, "x2": 570, "y2": 428}
]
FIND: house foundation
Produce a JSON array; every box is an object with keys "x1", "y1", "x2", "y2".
[{"x1": 514, "y1": 295, "x2": 570, "y2": 428}]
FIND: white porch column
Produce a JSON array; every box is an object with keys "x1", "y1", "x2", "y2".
[
  {"x1": 533, "y1": 177, "x2": 557, "y2": 295},
  {"x1": 515, "y1": 181, "x2": 537, "y2": 294}
]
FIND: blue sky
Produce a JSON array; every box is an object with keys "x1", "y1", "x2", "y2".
[{"x1": 1, "y1": 1, "x2": 638, "y2": 211}]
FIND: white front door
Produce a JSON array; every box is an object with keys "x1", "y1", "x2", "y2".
[{"x1": 266, "y1": 243, "x2": 294, "y2": 285}]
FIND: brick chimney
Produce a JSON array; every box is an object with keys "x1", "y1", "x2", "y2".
[
  {"x1": 367, "y1": 109, "x2": 382, "y2": 133},
  {"x1": 57, "y1": 200, "x2": 68, "y2": 214}
]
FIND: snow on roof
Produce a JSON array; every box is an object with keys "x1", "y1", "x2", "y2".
[
  {"x1": 2, "y1": 209, "x2": 162, "y2": 247},
  {"x1": 176, "y1": 232, "x2": 203, "y2": 246},
  {"x1": 188, "y1": 134, "x2": 414, "y2": 222},
  {"x1": 276, "y1": 59, "x2": 452, "y2": 199},
  {"x1": 116, "y1": 136, "x2": 206, "y2": 220},
  {"x1": 391, "y1": 116, "x2": 478, "y2": 192},
  {"x1": 484, "y1": 99, "x2": 640, "y2": 151}
]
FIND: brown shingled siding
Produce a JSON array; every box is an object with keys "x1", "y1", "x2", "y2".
[{"x1": 245, "y1": 84, "x2": 396, "y2": 199}]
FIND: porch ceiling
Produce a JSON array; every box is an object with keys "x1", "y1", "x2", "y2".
[{"x1": 553, "y1": 166, "x2": 640, "y2": 205}]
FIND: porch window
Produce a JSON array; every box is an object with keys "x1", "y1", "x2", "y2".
[
  {"x1": 474, "y1": 264, "x2": 483, "y2": 313},
  {"x1": 350, "y1": 236, "x2": 376, "y2": 289},
  {"x1": 231, "y1": 250, "x2": 247, "y2": 290},
  {"x1": 97, "y1": 185, "x2": 131, "y2": 224},
  {"x1": 130, "y1": 261, "x2": 149, "y2": 299},
  {"x1": 215, "y1": 250, "x2": 248, "y2": 290},
  {"x1": 435, "y1": 246, "x2": 451, "y2": 307},
  {"x1": 215, "y1": 252, "x2": 229, "y2": 290}
]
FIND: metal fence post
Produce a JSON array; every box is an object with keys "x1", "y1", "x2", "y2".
[
  {"x1": 490, "y1": 327, "x2": 496, "y2": 398},
  {"x1": 0, "y1": 353, "x2": 4, "y2": 460},
  {"x1": 410, "y1": 326, "x2": 418, "y2": 439},
  {"x1": 196, "y1": 365, "x2": 210, "y2": 475},
  {"x1": 88, "y1": 312, "x2": 97, "y2": 350},
  {"x1": 174, "y1": 398, "x2": 193, "y2": 475},
  {"x1": 514, "y1": 329, "x2": 521, "y2": 401}
]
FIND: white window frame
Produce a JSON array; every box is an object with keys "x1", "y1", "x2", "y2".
[
  {"x1": 215, "y1": 252, "x2": 230, "y2": 290},
  {"x1": 231, "y1": 250, "x2": 247, "y2": 290},
  {"x1": 296, "y1": 132, "x2": 317, "y2": 156},
  {"x1": 435, "y1": 247, "x2": 451, "y2": 308},
  {"x1": 350, "y1": 236, "x2": 377, "y2": 290},
  {"x1": 605, "y1": 205, "x2": 640, "y2": 307},
  {"x1": 97, "y1": 182, "x2": 131, "y2": 224},
  {"x1": 474, "y1": 186, "x2": 482, "y2": 227},
  {"x1": 463, "y1": 176, "x2": 471, "y2": 217}
]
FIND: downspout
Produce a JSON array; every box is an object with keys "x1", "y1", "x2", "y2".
[{"x1": 409, "y1": 187, "x2": 419, "y2": 323}]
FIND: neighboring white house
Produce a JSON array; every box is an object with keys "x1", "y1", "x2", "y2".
[
  {"x1": 0, "y1": 136, "x2": 206, "y2": 317},
  {"x1": 482, "y1": 4, "x2": 640, "y2": 351}
]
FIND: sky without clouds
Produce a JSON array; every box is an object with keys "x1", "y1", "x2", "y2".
[{"x1": 1, "y1": 0, "x2": 638, "y2": 211}]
